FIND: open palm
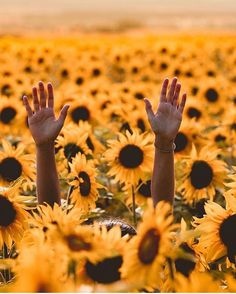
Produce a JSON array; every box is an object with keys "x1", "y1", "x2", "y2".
[
  {"x1": 144, "y1": 78, "x2": 187, "y2": 142},
  {"x1": 23, "y1": 82, "x2": 69, "y2": 146}
]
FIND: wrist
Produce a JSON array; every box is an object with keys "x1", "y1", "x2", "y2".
[
  {"x1": 154, "y1": 136, "x2": 175, "y2": 152},
  {"x1": 36, "y1": 141, "x2": 55, "y2": 150}
]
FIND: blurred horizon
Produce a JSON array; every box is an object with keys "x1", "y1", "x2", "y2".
[{"x1": 0, "y1": 0, "x2": 236, "y2": 35}]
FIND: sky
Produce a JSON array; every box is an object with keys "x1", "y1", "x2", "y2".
[{"x1": 0, "y1": 0, "x2": 235, "y2": 33}]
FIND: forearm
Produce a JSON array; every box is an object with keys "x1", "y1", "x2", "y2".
[
  {"x1": 36, "y1": 143, "x2": 60, "y2": 206},
  {"x1": 151, "y1": 137, "x2": 175, "y2": 207}
]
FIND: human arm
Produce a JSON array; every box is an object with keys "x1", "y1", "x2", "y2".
[
  {"x1": 144, "y1": 78, "x2": 187, "y2": 206},
  {"x1": 23, "y1": 82, "x2": 69, "y2": 206}
]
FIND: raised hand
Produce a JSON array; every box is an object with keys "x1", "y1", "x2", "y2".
[
  {"x1": 23, "y1": 82, "x2": 69, "y2": 146},
  {"x1": 144, "y1": 77, "x2": 187, "y2": 148}
]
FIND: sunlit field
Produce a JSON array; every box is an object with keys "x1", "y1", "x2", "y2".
[{"x1": 1, "y1": 8, "x2": 236, "y2": 291}]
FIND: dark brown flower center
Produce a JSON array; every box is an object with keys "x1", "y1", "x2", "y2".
[
  {"x1": 215, "y1": 134, "x2": 226, "y2": 142},
  {"x1": 175, "y1": 243, "x2": 196, "y2": 277},
  {"x1": 230, "y1": 123, "x2": 236, "y2": 131},
  {"x1": 0, "y1": 157, "x2": 23, "y2": 181},
  {"x1": 0, "y1": 195, "x2": 17, "y2": 227},
  {"x1": 174, "y1": 132, "x2": 188, "y2": 152},
  {"x1": 219, "y1": 214, "x2": 236, "y2": 263},
  {"x1": 187, "y1": 107, "x2": 202, "y2": 120},
  {"x1": 138, "y1": 180, "x2": 151, "y2": 198},
  {"x1": 85, "y1": 256, "x2": 123, "y2": 284},
  {"x1": 138, "y1": 228, "x2": 160, "y2": 264},
  {"x1": 191, "y1": 86, "x2": 199, "y2": 96},
  {"x1": 75, "y1": 77, "x2": 84, "y2": 85},
  {"x1": 0, "y1": 107, "x2": 17, "y2": 124},
  {"x1": 205, "y1": 88, "x2": 219, "y2": 103},
  {"x1": 78, "y1": 171, "x2": 91, "y2": 197},
  {"x1": 71, "y1": 106, "x2": 90, "y2": 123},
  {"x1": 1, "y1": 84, "x2": 13, "y2": 96},
  {"x1": 190, "y1": 160, "x2": 213, "y2": 189},
  {"x1": 92, "y1": 68, "x2": 101, "y2": 77},
  {"x1": 66, "y1": 234, "x2": 91, "y2": 251},
  {"x1": 134, "y1": 92, "x2": 145, "y2": 100},
  {"x1": 64, "y1": 143, "x2": 84, "y2": 162},
  {"x1": 118, "y1": 144, "x2": 144, "y2": 168}
]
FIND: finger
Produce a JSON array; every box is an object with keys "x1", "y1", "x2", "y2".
[
  {"x1": 160, "y1": 78, "x2": 169, "y2": 102},
  {"x1": 173, "y1": 83, "x2": 181, "y2": 107},
  {"x1": 22, "y1": 96, "x2": 33, "y2": 117},
  {"x1": 144, "y1": 98, "x2": 155, "y2": 122},
  {"x1": 47, "y1": 82, "x2": 54, "y2": 108},
  {"x1": 58, "y1": 104, "x2": 70, "y2": 125},
  {"x1": 32, "y1": 86, "x2": 40, "y2": 112},
  {"x1": 178, "y1": 93, "x2": 187, "y2": 114},
  {"x1": 167, "y1": 77, "x2": 177, "y2": 103},
  {"x1": 38, "y1": 81, "x2": 47, "y2": 108}
]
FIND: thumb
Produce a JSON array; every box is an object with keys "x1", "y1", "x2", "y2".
[
  {"x1": 144, "y1": 98, "x2": 154, "y2": 121},
  {"x1": 58, "y1": 104, "x2": 70, "y2": 125}
]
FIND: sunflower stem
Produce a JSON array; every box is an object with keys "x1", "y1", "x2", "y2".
[{"x1": 131, "y1": 185, "x2": 137, "y2": 227}]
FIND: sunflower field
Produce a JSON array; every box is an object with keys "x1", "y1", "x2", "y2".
[{"x1": 0, "y1": 34, "x2": 236, "y2": 292}]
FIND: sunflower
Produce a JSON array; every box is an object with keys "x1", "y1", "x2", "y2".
[
  {"x1": 76, "y1": 120, "x2": 105, "y2": 156},
  {"x1": 0, "y1": 182, "x2": 32, "y2": 249},
  {"x1": 177, "y1": 145, "x2": 227, "y2": 204},
  {"x1": 55, "y1": 124, "x2": 92, "y2": 176},
  {"x1": 30, "y1": 202, "x2": 83, "y2": 233},
  {"x1": 75, "y1": 224, "x2": 131, "y2": 292},
  {"x1": 123, "y1": 177, "x2": 152, "y2": 207},
  {"x1": 183, "y1": 97, "x2": 208, "y2": 123},
  {"x1": 0, "y1": 96, "x2": 25, "y2": 136},
  {"x1": 174, "y1": 119, "x2": 207, "y2": 157},
  {"x1": 225, "y1": 166, "x2": 236, "y2": 195},
  {"x1": 11, "y1": 243, "x2": 70, "y2": 292},
  {"x1": 174, "y1": 271, "x2": 222, "y2": 293},
  {"x1": 192, "y1": 194, "x2": 236, "y2": 265},
  {"x1": 0, "y1": 139, "x2": 35, "y2": 191},
  {"x1": 104, "y1": 130, "x2": 153, "y2": 186},
  {"x1": 120, "y1": 201, "x2": 178, "y2": 289},
  {"x1": 68, "y1": 153, "x2": 103, "y2": 214},
  {"x1": 67, "y1": 94, "x2": 98, "y2": 126}
]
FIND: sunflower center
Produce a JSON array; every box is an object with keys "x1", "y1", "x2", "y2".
[
  {"x1": 219, "y1": 214, "x2": 236, "y2": 262},
  {"x1": 175, "y1": 243, "x2": 196, "y2": 277},
  {"x1": 174, "y1": 132, "x2": 188, "y2": 152},
  {"x1": 190, "y1": 160, "x2": 213, "y2": 189},
  {"x1": 85, "y1": 256, "x2": 123, "y2": 284},
  {"x1": 205, "y1": 88, "x2": 219, "y2": 102},
  {"x1": 64, "y1": 143, "x2": 84, "y2": 162},
  {"x1": 0, "y1": 195, "x2": 17, "y2": 227},
  {"x1": 78, "y1": 171, "x2": 91, "y2": 197},
  {"x1": 134, "y1": 92, "x2": 145, "y2": 100},
  {"x1": 66, "y1": 234, "x2": 91, "y2": 251},
  {"x1": 230, "y1": 123, "x2": 236, "y2": 131},
  {"x1": 138, "y1": 228, "x2": 160, "y2": 264},
  {"x1": 0, "y1": 107, "x2": 17, "y2": 124},
  {"x1": 118, "y1": 144, "x2": 144, "y2": 168},
  {"x1": 71, "y1": 106, "x2": 90, "y2": 123},
  {"x1": 215, "y1": 134, "x2": 226, "y2": 142},
  {"x1": 187, "y1": 107, "x2": 201, "y2": 120},
  {"x1": 36, "y1": 283, "x2": 50, "y2": 293},
  {"x1": 138, "y1": 180, "x2": 151, "y2": 198},
  {"x1": 0, "y1": 157, "x2": 23, "y2": 181}
]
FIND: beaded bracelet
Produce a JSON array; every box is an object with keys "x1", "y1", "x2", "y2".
[{"x1": 154, "y1": 142, "x2": 176, "y2": 153}]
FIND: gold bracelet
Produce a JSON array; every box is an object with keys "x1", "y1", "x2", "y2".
[{"x1": 154, "y1": 142, "x2": 176, "y2": 153}]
